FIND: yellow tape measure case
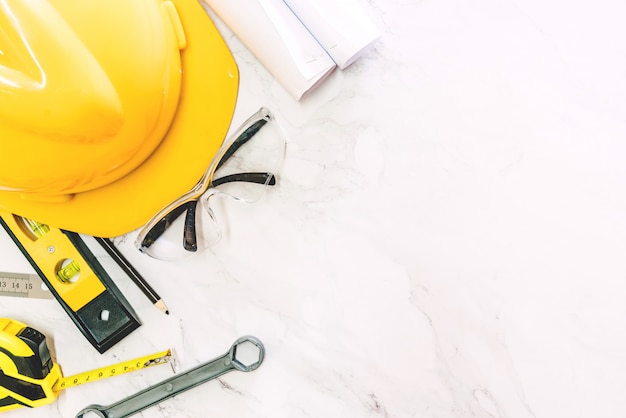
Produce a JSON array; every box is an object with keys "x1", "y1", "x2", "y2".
[{"x1": 0, "y1": 319, "x2": 62, "y2": 411}]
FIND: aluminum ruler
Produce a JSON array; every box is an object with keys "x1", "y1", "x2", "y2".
[{"x1": 0, "y1": 271, "x2": 53, "y2": 299}]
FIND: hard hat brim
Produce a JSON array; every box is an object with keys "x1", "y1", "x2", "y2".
[{"x1": 0, "y1": 0, "x2": 239, "y2": 238}]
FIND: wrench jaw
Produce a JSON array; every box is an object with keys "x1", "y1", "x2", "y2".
[
  {"x1": 230, "y1": 336, "x2": 265, "y2": 372},
  {"x1": 75, "y1": 404, "x2": 108, "y2": 418}
]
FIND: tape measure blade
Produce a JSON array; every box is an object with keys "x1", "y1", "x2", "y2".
[
  {"x1": 54, "y1": 348, "x2": 172, "y2": 391},
  {"x1": 0, "y1": 271, "x2": 53, "y2": 299}
]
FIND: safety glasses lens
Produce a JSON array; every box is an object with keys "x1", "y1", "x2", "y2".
[{"x1": 136, "y1": 108, "x2": 286, "y2": 261}]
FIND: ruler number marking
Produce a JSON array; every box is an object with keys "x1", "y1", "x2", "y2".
[{"x1": 0, "y1": 272, "x2": 51, "y2": 299}]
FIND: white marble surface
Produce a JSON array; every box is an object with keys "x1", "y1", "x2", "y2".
[{"x1": 2, "y1": 0, "x2": 626, "y2": 416}]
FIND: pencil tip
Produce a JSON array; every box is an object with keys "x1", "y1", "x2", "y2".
[{"x1": 165, "y1": 310, "x2": 170, "y2": 315}]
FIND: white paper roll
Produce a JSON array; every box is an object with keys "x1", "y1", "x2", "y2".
[
  {"x1": 201, "y1": 0, "x2": 336, "y2": 100},
  {"x1": 282, "y1": 0, "x2": 381, "y2": 69}
]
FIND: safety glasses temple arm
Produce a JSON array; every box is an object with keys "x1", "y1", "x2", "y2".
[
  {"x1": 216, "y1": 118, "x2": 267, "y2": 171},
  {"x1": 142, "y1": 172, "x2": 276, "y2": 250},
  {"x1": 182, "y1": 172, "x2": 276, "y2": 252}
]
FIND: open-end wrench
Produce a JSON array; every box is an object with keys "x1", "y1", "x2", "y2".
[{"x1": 75, "y1": 336, "x2": 265, "y2": 418}]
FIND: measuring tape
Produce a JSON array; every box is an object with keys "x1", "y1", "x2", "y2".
[
  {"x1": 0, "y1": 318, "x2": 172, "y2": 411},
  {"x1": 0, "y1": 271, "x2": 53, "y2": 299},
  {"x1": 54, "y1": 348, "x2": 171, "y2": 391}
]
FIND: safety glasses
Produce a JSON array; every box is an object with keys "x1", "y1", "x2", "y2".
[{"x1": 135, "y1": 107, "x2": 286, "y2": 261}]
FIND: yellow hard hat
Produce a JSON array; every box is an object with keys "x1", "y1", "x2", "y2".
[{"x1": 0, "y1": 0, "x2": 238, "y2": 237}]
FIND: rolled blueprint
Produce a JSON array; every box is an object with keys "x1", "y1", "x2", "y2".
[
  {"x1": 202, "y1": 0, "x2": 336, "y2": 100},
  {"x1": 283, "y1": 0, "x2": 381, "y2": 69}
]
